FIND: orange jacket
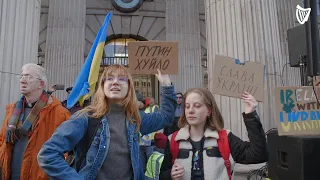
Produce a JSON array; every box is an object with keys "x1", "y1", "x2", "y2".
[{"x1": 0, "y1": 96, "x2": 71, "y2": 180}]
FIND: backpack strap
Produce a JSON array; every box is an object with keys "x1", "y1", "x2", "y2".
[
  {"x1": 217, "y1": 130, "x2": 232, "y2": 180},
  {"x1": 152, "y1": 105, "x2": 159, "y2": 113},
  {"x1": 76, "y1": 117, "x2": 102, "y2": 171},
  {"x1": 170, "y1": 131, "x2": 179, "y2": 164}
]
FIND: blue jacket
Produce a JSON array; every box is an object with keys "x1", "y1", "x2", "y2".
[{"x1": 37, "y1": 85, "x2": 177, "y2": 180}]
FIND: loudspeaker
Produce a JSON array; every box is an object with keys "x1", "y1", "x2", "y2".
[
  {"x1": 287, "y1": 25, "x2": 307, "y2": 67},
  {"x1": 267, "y1": 131, "x2": 320, "y2": 180}
]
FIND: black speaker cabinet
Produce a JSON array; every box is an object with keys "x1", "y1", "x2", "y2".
[
  {"x1": 287, "y1": 25, "x2": 307, "y2": 67},
  {"x1": 267, "y1": 131, "x2": 320, "y2": 180}
]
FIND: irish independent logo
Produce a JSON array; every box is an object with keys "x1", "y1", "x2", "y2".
[{"x1": 296, "y1": 5, "x2": 311, "y2": 25}]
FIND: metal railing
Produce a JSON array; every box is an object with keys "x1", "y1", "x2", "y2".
[{"x1": 101, "y1": 57, "x2": 129, "y2": 66}]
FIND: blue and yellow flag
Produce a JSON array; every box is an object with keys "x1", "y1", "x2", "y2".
[{"x1": 67, "y1": 12, "x2": 112, "y2": 109}]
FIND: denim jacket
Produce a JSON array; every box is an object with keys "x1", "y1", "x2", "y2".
[{"x1": 37, "y1": 85, "x2": 177, "y2": 180}]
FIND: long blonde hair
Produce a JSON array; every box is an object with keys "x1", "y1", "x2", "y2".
[
  {"x1": 80, "y1": 65, "x2": 141, "y2": 132},
  {"x1": 178, "y1": 88, "x2": 224, "y2": 131}
]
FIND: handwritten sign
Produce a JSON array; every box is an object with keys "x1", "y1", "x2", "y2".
[
  {"x1": 212, "y1": 55, "x2": 265, "y2": 102},
  {"x1": 275, "y1": 86, "x2": 320, "y2": 136},
  {"x1": 128, "y1": 41, "x2": 178, "y2": 74}
]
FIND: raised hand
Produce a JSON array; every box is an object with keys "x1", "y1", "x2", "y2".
[
  {"x1": 155, "y1": 69, "x2": 171, "y2": 86},
  {"x1": 242, "y1": 91, "x2": 258, "y2": 114}
]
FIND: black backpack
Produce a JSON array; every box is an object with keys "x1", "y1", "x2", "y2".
[{"x1": 66, "y1": 117, "x2": 102, "y2": 171}]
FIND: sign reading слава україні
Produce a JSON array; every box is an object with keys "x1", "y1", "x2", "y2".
[{"x1": 212, "y1": 55, "x2": 265, "y2": 102}]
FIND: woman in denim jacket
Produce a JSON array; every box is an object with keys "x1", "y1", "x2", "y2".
[{"x1": 37, "y1": 65, "x2": 177, "y2": 180}]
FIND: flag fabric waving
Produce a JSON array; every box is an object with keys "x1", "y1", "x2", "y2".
[{"x1": 67, "y1": 12, "x2": 112, "y2": 109}]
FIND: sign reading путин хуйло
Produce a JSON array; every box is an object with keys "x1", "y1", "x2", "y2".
[
  {"x1": 128, "y1": 41, "x2": 178, "y2": 75},
  {"x1": 275, "y1": 86, "x2": 320, "y2": 136}
]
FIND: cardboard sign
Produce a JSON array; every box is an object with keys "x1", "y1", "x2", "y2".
[
  {"x1": 212, "y1": 55, "x2": 265, "y2": 102},
  {"x1": 128, "y1": 41, "x2": 178, "y2": 74},
  {"x1": 275, "y1": 86, "x2": 320, "y2": 136}
]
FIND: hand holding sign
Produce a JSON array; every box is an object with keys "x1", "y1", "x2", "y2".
[
  {"x1": 155, "y1": 69, "x2": 171, "y2": 86},
  {"x1": 242, "y1": 91, "x2": 258, "y2": 114}
]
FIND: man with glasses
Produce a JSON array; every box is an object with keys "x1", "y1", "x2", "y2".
[
  {"x1": 163, "y1": 92, "x2": 183, "y2": 136},
  {"x1": 0, "y1": 63, "x2": 70, "y2": 180}
]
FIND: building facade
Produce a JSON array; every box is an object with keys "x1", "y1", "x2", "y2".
[
  {"x1": 38, "y1": 0, "x2": 208, "y2": 104},
  {"x1": 0, "y1": 1, "x2": 305, "y2": 173}
]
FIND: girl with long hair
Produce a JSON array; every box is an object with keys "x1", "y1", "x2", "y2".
[
  {"x1": 37, "y1": 65, "x2": 177, "y2": 180},
  {"x1": 160, "y1": 88, "x2": 267, "y2": 180}
]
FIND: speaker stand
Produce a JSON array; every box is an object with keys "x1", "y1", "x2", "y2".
[{"x1": 299, "y1": 55, "x2": 308, "y2": 86}]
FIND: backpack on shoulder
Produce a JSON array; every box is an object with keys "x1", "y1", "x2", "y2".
[
  {"x1": 169, "y1": 130, "x2": 232, "y2": 180},
  {"x1": 65, "y1": 117, "x2": 102, "y2": 171}
]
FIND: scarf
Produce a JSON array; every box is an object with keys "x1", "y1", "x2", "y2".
[{"x1": 6, "y1": 90, "x2": 49, "y2": 144}]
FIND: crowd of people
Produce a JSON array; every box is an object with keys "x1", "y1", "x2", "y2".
[{"x1": 0, "y1": 63, "x2": 267, "y2": 180}]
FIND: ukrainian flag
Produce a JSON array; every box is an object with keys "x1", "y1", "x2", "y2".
[{"x1": 67, "y1": 12, "x2": 112, "y2": 109}]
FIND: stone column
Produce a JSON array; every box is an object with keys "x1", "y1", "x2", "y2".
[
  {"x1": 205, "y1": 0, "x2": 286, "y2": 139},
  {"x1": 44, "y1": 0, "x2": 86, "y2": 100},
  {"x1": 165, "y1": 0, "x2": 203, "y2": 93},
  {"x1": 0, "y1": 0, "x2": 41, "y2": 122}
]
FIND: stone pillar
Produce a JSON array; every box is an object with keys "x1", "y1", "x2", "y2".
[
  {"x1": 0, "y1": 0, "x2": 41, "y2": 122},
  {"x1": 165, "y1": 0, "x2": 203, "y2": 93},
  {"x1": 45, "y1": 0, "x2": 86, "y2": 100},
  {"x1": 205, "y1": 0, "x2": 286, "y2": 139}
]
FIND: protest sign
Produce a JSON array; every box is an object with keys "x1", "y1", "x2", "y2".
[
  {"x1": 212, "y1": 55, "x2": 265, "y2": 102},
  {"x1": 275, "y1": 86, "x2": 320, "y2": 136},
  {"x1": 128, "y1": 41, "x2": 178, "y2": 74}
]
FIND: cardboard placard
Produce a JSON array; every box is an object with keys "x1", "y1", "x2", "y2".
[
  {"x1": 212, "y1": 55, "x2": 265, "y2": 102},
  {"x1": 275, "y1": 86, "x2": 320, "y2": 136},
  {"x1": 128, "y1": 41, "x2": 178, "y2": 74}
]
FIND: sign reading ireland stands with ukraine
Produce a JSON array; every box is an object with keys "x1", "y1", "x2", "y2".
[{"x1": 275, "y1": 86, "x2": 320, "y2": 136}]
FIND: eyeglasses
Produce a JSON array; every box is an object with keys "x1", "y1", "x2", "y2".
[
  {"x1": 103, "y1": 76, "x2": 128, "y2": 84},
  {"x1": 18, "y1": 74, "x2": 41, "y2": 81}
]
